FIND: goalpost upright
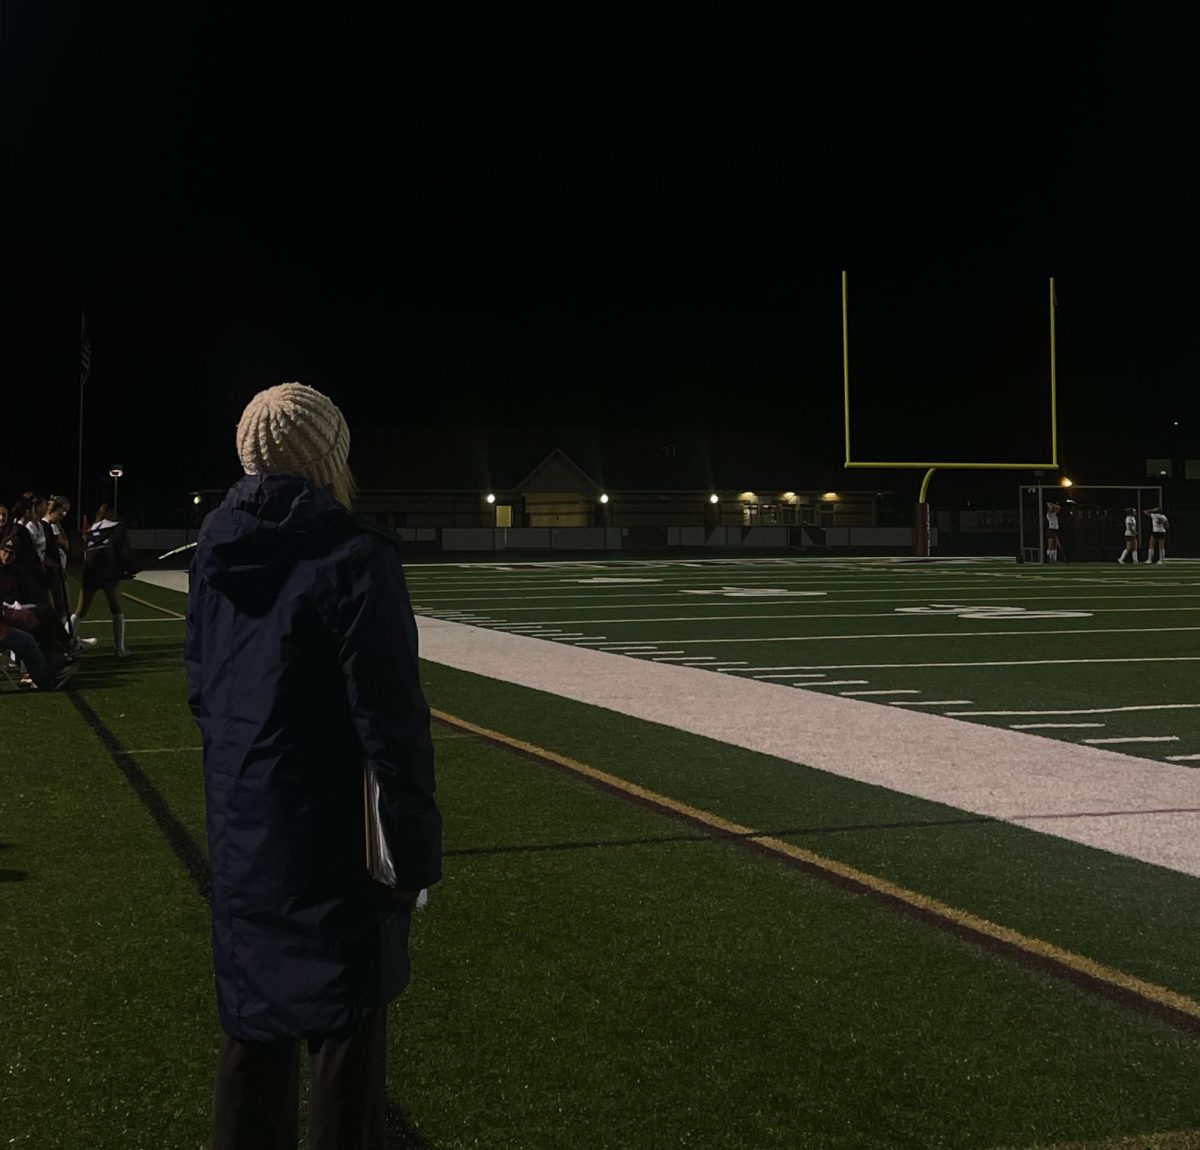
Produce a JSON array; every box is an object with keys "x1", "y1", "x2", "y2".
[{"x1": 842, "y1": 272, "x2": 1060, "y2": 556}]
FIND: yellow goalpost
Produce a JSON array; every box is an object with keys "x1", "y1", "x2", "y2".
[{"x1": 841, "y1": 271, "x2": 1060, "y2": 554}]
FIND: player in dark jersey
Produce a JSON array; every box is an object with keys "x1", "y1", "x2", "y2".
[{"x1": 72, "y1": 504, "x2": 136, "y2": 655}]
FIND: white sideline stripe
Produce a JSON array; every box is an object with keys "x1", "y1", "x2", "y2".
[
  {"x1": 416, "y1": 616, "x2": 1200, "y2": 878},
  {"x1": 654, "y1": 656, "x2": 716, "y2": 662},
  {"x1": 889, "y1": 700, "x2": 974, "y2": 707},
  {"x1": 839, "y1": 689, "x2": 921, "y2": 697},
  {"x1": 1167, "y1": 756, "x2": 1200, "y2": 762},
  {"x1": 708, "y1": 662, "x2": 749, "y2": 667},
  {"x1": 82, "y1": 618, "x2": 183, "y2": 625},
  {"x1": 802, "y1": 680, "x2": 869, "y2": 686},
  {"x1": 1011, "y1": 723, "x2": 1106, "y2": 730},
  {"x1": 949, "y1": 704, "x2": 1200, "y2": 717},
  {"x1": 1085, "y1": 737, "x2": 1180, "y2": 745},
  {"x1": 117, "y1": 746, "x2": 203, "y2": 755}
]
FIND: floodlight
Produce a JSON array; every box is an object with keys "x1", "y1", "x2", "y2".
[
  {"x1": 1059, "y1": 477, "x2": 1073, "y2": 487},
  {"x1": 599, "y1": 494, "x2": 609, "y2": 504},
  {"x1": 822, "y1": 491, "x2": 838, "y2": 501},
  {"x1": 485, "y1": 493, "x2": 496, "y2": 504},
  {"x1": 709, "y1": 494, "x2": 719, "y2": 504}
]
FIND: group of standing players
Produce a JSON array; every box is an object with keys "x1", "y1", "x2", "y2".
[{"x1": 1043, "y1": 502, "x2": 1169, "y2": 564}]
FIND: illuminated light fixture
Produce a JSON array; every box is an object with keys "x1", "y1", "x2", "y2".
[
  {"x1": 191, "y1": 493, "x2": 202, "y2": 506},
  {"x1": 1059, "y1": 477, "x2": 1073, "y2": 487},
  {"x1": 109, "y1": 466, "x2": 124, "y2": 479},
  {"x1": 739, "y1": 491, "x2": 757, "y2": 502},
  {"x1": 821, "y1": 491, "x2": 838, "y2": 501},
  {"x1": 599, "y1": 493, "x2": 609, "y2": 504},
  {"x1": 781, "y1": 491, "x2": 796, "y2": 502},
  {"x1": 709, "y1": 494, "x2": 719, "y2": 504},
  {"x1": 485, "y1": 493, "x2": 496, "y2": 504}
]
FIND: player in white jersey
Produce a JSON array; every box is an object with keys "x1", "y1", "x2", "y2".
[
  {"x1": 1045, "y1": 502, "x2": 1063, "y2": 562},
  {"x1": 1118, "y1": 507, "x2": 1140, "y2": 564},
  {"x1": 1144, "y1": 507, "x2": 1169, "y2": 563}
]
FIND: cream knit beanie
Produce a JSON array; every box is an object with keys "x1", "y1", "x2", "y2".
[{"x1": 236, "y1": 383, "x2": 350, "y2": 488}]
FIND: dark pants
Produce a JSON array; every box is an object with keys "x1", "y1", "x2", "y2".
[
  {"x1": 210, "y1": 1008, "x2": 387, "y2": 1150},
  {"x1": 78, "y1": 582, "x2": 122, "y2": 616},
  {"x1": 47, "y1": 564, "x2": 69, "y2": 622},
  {"x1": 2, "y1": 626, "x2": 55, "y2": 689}
]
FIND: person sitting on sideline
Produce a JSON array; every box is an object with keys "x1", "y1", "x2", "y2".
[
  {"x1": 72, "y1": 503, "x2": 136, "y2": 656},
  {"x1": 1, "y1": 538, "x2": 77, "y2": 690},
  {"x1": 1144, "y1": 506, "x2": 1169, "y2": 564},
  {"x1": 1118, "y1": 507, "x2": 1140, "y2": 564},
  {"x1": 186, "y1": 382, "x2": 441, "y2": 1150}
]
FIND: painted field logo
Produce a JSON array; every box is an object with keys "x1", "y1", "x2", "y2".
[
  {"x1": 681, "y1": 587, "x2": 828, "y2": 598},
  {"x1": 895, "y1": 603, "x2": 1093, "y2": 620}
]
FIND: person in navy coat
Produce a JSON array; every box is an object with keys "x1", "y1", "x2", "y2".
[{"x1": 185, "y1": 383, "x2": 441, "y2": 1150}]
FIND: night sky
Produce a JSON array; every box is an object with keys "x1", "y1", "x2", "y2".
[{"x1": 3, "y1": 7, "x2": 1196, "y2": 516}]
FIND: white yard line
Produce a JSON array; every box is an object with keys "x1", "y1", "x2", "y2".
[
  {"x1": 1084, "y1": 744, "x2": 1176, "y2": 753},
  {"x1": 1167, "y1": 755, "x2": 1200, "y2": 762},
  {"x1": 752, "y1": 673, "x2": 831, "y2": 679},
  {"x1": 737, "y1": 666, "x2": 839, "y2": 672},
  {"x1": 721, "y1": 656, "x2": 1200, "y2": 671},
  {"x1": 413, "y1": 588, "x2": 1200, "y2": 609},
  {"x1": 800, "y1": 680, "x2": 870, "y2": 687},
  {"x1": 1010, "y1": 723, "x2": 1107, "y2": 730},
  {"x1": 431, "y1": 604, "x2": 1200, "y2": 626},
  {"x1": 417, "y1": 617, "x2": 1200, "y2": 879},
  {"x1": 949, "y1": 704, "x2": 1200, "y2": 717},
  {"x1": 839, "y1": 689, "x2": 921, "y2": 697},
  {"x1": 555, "y1": 625, "x2": 1200, "y2": 646},
  {"x1": 889, "y1": 700, "x2": 974, "y2": 707}
]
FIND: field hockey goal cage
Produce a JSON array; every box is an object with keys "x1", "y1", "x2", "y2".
[{"x1": 1018, "y1": 483, "x2": 1162, "y2": 564}]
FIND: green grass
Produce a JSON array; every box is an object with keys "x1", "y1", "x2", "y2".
[{"x1": 5, "y1": 560, "x2": 1200, "y2": 1147}]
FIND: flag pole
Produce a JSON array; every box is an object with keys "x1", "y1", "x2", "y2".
[{"x1": 77, "y1": 311, "x2": 90, "y2": 533}]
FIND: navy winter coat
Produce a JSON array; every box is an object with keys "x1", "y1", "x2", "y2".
[{"x1": 185, "y1": 474, "x2": 441, "y2": 1041}]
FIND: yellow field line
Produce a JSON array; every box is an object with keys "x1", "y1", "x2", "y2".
[{"x1": 432, "y1": 707, "x2": 1200, "y2": 1028}]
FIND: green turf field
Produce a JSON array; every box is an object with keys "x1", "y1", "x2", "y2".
[{"x1": 5, "y1": 559, "x2": 1200, "y2": 1148}]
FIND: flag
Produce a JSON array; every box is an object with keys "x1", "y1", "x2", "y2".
[{"x1": 80, "y1": 311, "x2": 92, "y2": 387}]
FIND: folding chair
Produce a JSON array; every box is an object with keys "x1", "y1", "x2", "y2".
[{"x1": 1, "y1": 648, "x2": 25, "y2": 692}]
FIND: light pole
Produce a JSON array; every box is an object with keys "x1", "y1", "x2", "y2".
[{"x1": 109, "y1": 466, "x2": 124, "y2": 515}]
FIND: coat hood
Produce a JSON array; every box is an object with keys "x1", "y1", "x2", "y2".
[{"x1": 196, "y1": 474, "x2": 352, "y2": 610}]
